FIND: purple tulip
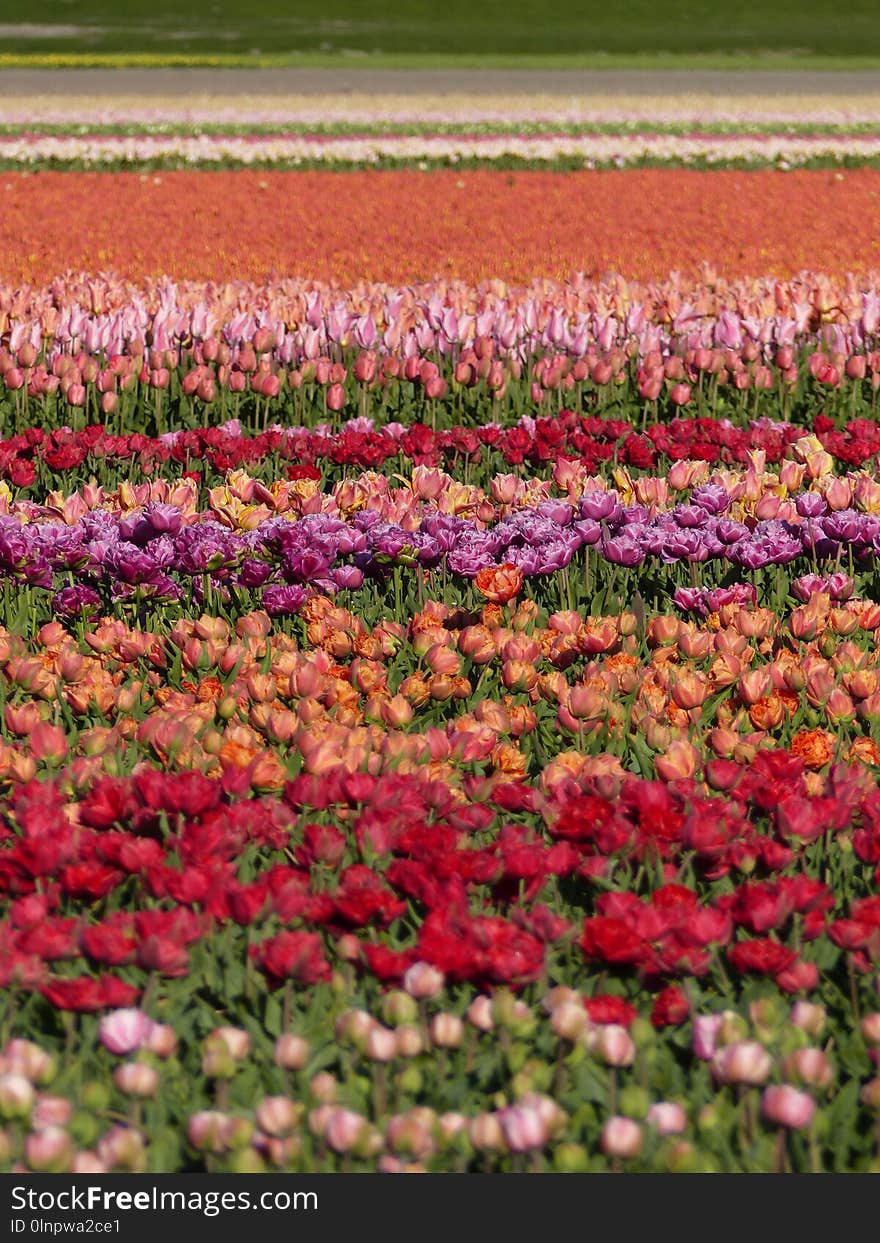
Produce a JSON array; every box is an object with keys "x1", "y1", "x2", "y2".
[
  {"x1": 580, "y1": 490, "x2": 621, "y2": 522},
  {"x1": 795, "y1": 492, "x2": 827, "y2": 518},
  {"x1": 602, "y1": 536, "x2": 644, "y2": 567},
  {"x1": 53, "y1": 585, "x2": 102, "y2": 618},
  {"x1": 690, "y1": 483, "x2": 731, "y2": 515},
  {"x1": 262, "y1": 584, "x2": 309, "y2": 616},
  {"x1": 143, "y1": 502, "x2": 183, "y2": 536}
]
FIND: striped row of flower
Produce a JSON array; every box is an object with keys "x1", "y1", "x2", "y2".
[
  {"x1": 5, "y1": 460, "x2": 880, "y2": 626},
  {"x1": 3, "y1": 130, "x2": 880, "y2": 169},
  {"x1": 4, "y1": 170, "x2": 879, "y2": 287},
  {"x1": 5, "y1": 102, "x2": 880, "y2": 129},
  {"x1": 2, "y1": 272, "x2": 880, "y2": 443},
  {"x1": 3, "y1": 270, "x2": 878, "y2": 364},
  {"x1": 8, "y1": 414, "x2": 880, "y2": 493}
]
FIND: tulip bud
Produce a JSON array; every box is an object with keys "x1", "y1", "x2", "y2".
[
  {"x1": 213, "y1": 1026, "x2": 250, "y2": 1061},
  {"x1": 713, "y1": 1041, "x2": 772, "y2": 1086},
  {"x1": 187, "y1": 1112, "x2": 233, "y2": 1155},
  {"x1": 550, "y1": 1001, "x2": 589, "y2": 1043},
  {"x1": 692, "y1": 1014, "x2": 725, "y2": 1061},
  {"x1": 861, "y1": 1013, "x2": 880, "y2": 1044},
  {"x1": 468, "y1": 1113, "x2": 505, "y2": 1151},
  {"x1": 98, "y1": 1010, "x2": 155, "y2": 1057},
  {"x1": 646, "y1": 1101, "x2": 688, "y2": 1135},
  {"x1": 324, "y1": 1108, "x2": 368, "y2": 1154},
  {"x1": 430, "y1": 1013, "x2": 464, "y2": 1049},
  {"x1": 782, "y1": 1048, "x2": 833, "y2": 1089},
  {"x1": 381, "y1": 991, "x2": 419, "y2": 1027},
  {"x1": 96, "y1": 1125, "x2": 146, "y2": 1171},
  {"x1": 761, "y1": 1085, "x2": 815, "y2": 1130},
  {"x1": 71, "y1": 1151, "x2": 108, "y2": 1174},
  {"x1": 860, "y1": 1077, "x2": 880, "y2": 1109},
  {"x1": 403, "y1": 962, "x2": 445, "y2": 999},
  {"x1": 467, "y1": 996, "x2": 495, "y2": 1032},
  {"x1": 145, "y1": 1024, "x2": 177, "y2": 1060},
  {"x1": 201, "y1": 1037, "x2": 236, "y2": 1080},
  {"x1": 274, "y1": 1034, "x2": 310, "y2": 1071},
  {"x1": 335, "y1": 1009, "x2": 375, "y2": 1050},
  {"x1": 113, "y1": 1062, "x2": 158, "y2": 1098},
  {"x1": 25, "y1": 1125, "x2": 73, "y2": 1173},
  {"x1": 790, "y1": 1002, "x2": 827, "y2": 1037},
  {"x1": 0, "y1": 1073, "x2": 35, "y2": 1120},
  {"x1": 31, "y1": 1095, "x2": 71, "y2": 1131},
  {"x1": 309, "y1": 1072, "x2": 338, "y2": 1103},
  {"x1": 594, "y1": 1025, "x2": 636, "y2": 1068},
  {"x1": 600, "y1": 1115, "x2": 643, "y2": 1158},
  {"x1": 497, "y1": 1101, "x2": 549, "y2": 1152},
  {"x1": 256, "y1": 1095, "x2": 301, "y2": 1137},
  {"x1": 717, "y1": 1011, "x2": 749, "y2": 1046},
  {"x1": 365, "y1": 1026, "x2": 398, "y2": 1063},
  {"x1": 5, "y1": 1040, "x2": 56, "y2": 1085}
]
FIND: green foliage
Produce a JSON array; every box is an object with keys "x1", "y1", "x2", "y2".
[{"x1": 3, "y1": 1, "x2": 880, "y2": 59}]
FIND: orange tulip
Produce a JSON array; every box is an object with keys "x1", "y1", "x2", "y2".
[{"x1": 474, "y1": 563, "x2": 523, "y2": 605}]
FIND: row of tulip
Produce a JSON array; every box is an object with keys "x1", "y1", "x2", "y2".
[
  {"x1": 3, "y1": 578, "x2": 880, "y2": 781},
  {"x1": 3, "y1": 344, "x2": 880, "y2": 436},
  {"x1": 3, "y1": 983, "x2": 878, "y2": 1174},
  {"x1": 2, "y1": 270, "x2": 878, "y2": 363},
  {"x1": 5, "y1": 171, "x2": 880, "y2": 288},
  {"x1": 24, "y1": 446, "x2": 880, "y2": 527},
  {"x1": 7, "y1": 413, "x2": 880, "y2": 494},
  {"x1": 5, "y1": 103, "x2": 880, "y2": 128},
  {"x1": 3, "y1": 130, "x2": 880, "y2": 170},
  {"x1": 6, "y1": 461, "x2": 880, "y2": 623}
]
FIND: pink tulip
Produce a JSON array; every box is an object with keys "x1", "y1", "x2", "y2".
[
  {"x1": 187, "y1": 1112, "x2": 233, "y2": 1155},
  {"x1": 274, "y1": 1034, "x2": 310, "y2": 1070},
  {"x1": 647, "y1": 1102, "x2": 688, "y2": 1135},
  {"x1": 713, "y1": 1041, "x2": 772, "y2": 1086},
  {"x1": 403, "y1": 962, "x2": 445, "y2": 999},
  {"x1": 466, "y1": 996, "x2": 495, "y2": 1032},
  {"x1": 326, "y1": 382, "x2": 346, "y2": 411},
  {"x1": 4, "y1": 1040, "x2": 55, "y2": 1083},
  {"x1": 99, "y1": 1010, "x2": 154, "y2": 1057},
  {"x1": 365, "y1": 1026, "x2": 398, "y2": 1062},
  {"x1": 256, "y1": 1096, "x2": 299, "y2": 1137},
  {"x1": 31, "y1": 1095, "x2": 72, "y2": 1130},
  {"x1": 71, "y1": 1152, "x2": 108, "y2": 1174},
  {"x1": 789, "y1": 1002, "x2": 827, "y2": 1037},
  {"x1": 497, "y1": 1102, "x2": 549, "y2": 1152},
  {"x1": 113, "y1": 1063, "x2": 158, "y2": 1098},
  {"x1": 762, "y1": 1085, "x2": 816, "y2": 1130},
  {"x1": 430, "y1": 1014, "x2": 464, "y2": 1049},
  {"x1": 25, "y1": 1126, "x2": 72, "y2": 1172},
  {"x1": 692, "y1": 1014, "x2": 725, "y2": 1061},
  {"x1": 324, "y1": 1108, "x2": 367, "y2": 1154},
  {"x1": 594, "y1": 1024, "x2": 636, "y2": 1067},
  {"x1": 601, "y1": 1116, "x2": 642, "y2": 1158}
]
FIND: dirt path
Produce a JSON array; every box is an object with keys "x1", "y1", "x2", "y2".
[{"x1": 1, "y1": 67, "x2": 880, "y2": 97}]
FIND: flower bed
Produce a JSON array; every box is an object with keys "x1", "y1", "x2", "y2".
[
  {"x1": 1, "y1": 265, "x2": 880, "y2": 1175},
  {"x1": 3, "y1": 170, "x2": 880, "y2": 286}
]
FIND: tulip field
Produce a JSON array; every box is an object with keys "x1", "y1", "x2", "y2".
[{"x1": 3, "y1": 90, "x2": 880, "y2": 1177}]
